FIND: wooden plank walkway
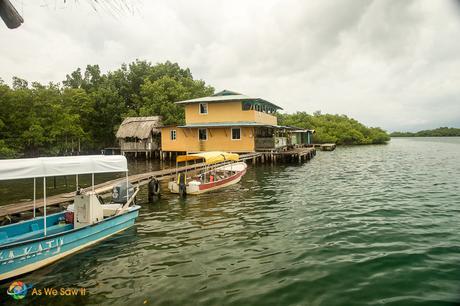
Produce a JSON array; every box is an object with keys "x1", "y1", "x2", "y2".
[
  {"x1": 0, "y1": 148, "x2": 319, "y2": 220},
  {"x1": 320, "y1": 143, "x2": 336, "y2": 151},
  {"x1": 270, "y1": 147, "x2": 317, "y2": 163},
  {"x1": 0, "y1": 153, "x2": 263, "y2": 220}
]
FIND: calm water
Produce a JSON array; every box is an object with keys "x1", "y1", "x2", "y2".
[{"x1": 1, "y1": 137, "x2": 460, "y2": 306}]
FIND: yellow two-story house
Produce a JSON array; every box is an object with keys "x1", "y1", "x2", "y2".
[{"x1": 161, "y1": 90, "x2": 313, "y2": 153}]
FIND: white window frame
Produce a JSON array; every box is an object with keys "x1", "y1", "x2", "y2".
[
  {"x1": 231, "y1": 127, "x2": 241, "y2": 140},
  {"x1": 170, "y1": 130, "x2": 176, "y2": 141},
  {"x1": 198, "y1": 128, "x2": 208, "y2": 141},
  {"x1": 199, "y1": 103, "x2": 208, "y2": 115}
]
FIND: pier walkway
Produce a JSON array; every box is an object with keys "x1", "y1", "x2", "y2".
[{"x1": 0, "y1": 149, "x2": 315, "y2": 221}]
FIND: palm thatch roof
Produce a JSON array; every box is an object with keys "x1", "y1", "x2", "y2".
[{"x1": 116, "y1": 116, "x2": 161, "y2": 139}]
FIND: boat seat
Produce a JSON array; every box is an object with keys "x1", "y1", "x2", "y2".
[
  {"x1": 0, "y1": 223, "x2": 73, "y2": 245},
  {"x1": 102, "y1": 203, "x2": 123, "y2": 217},
  {"x1": 66, "y1": 203, "x2": 123, "y2": 217}
]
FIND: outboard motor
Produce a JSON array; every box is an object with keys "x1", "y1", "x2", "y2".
[{"x1": 112, "y1": 182, "x2": 135, "y2": 204}]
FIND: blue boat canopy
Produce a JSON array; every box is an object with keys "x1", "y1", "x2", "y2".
[{"x1": 0, "y1": 155, "x2": 128, "y2": 181}]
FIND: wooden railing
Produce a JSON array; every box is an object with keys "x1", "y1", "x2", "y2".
[
  {"x1": 255, "y1": 137, "x2": 289, "y2": 149},
  {"x1": 255, "y1": 137, "x2": 274, "y2": 149},
  {"x1": 121, "y1": 142, "x2": 159, "y2": 151}
]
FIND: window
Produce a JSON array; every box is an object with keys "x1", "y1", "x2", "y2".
[
  {"x1": 231, "y1": 128, "x2": 241, "y2": 140},
  {"x1": 170, "y1": 130, "x2": 176, "y2": 140},
  {"x1": 242, "y1": 101, "x2": 251, "y2": 111},
  {"x1": 199, "y1": 103, "x2": 208, "y2": 114},
  {"x1": 199, "y1": 128, "x2": 207, "y2": 141}
]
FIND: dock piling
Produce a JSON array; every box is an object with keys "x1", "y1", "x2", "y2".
[{"x1": 0, "y1": 149, "x2": 317, "y2": 222}]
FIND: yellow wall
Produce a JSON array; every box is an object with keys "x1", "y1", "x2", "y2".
[
  {"x1": 185, "y1": 101, "x2": 277, "y2": 125},
  {"x1": 161, "y1": 126, "x2": 255, "y2": 152}
]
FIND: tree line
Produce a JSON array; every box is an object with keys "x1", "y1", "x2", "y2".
[
  {"x1": 277, "y1": 111, "x2": 390, "y2": 145},
  {"x1": 390, "y1": 127, "x2": 460, "y2": 137},
  {"x1": 0, "y1": 60, "x2": 214, "y2": 158},
  {"x1": 0, "y1": 60, "x2": 391, "y2": 158}
]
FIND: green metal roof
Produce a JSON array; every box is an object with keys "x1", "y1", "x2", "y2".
[
  {"x1": 178, "y1": 122, "x2": 275, "y2": 128},
  {"x1": 177, "y1": 122, "x2": 314, "y2": 132},
  {"x1": 175, "y1": 89, "x2": 283, "y2": 110},
  {"x1": 277, "y1": 125, "x2": 315, "y2": 132},
  {"x1": 212, "y1": 90, "x2": 242, "y2": 96}
]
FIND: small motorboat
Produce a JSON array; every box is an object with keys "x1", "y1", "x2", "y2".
[
  {"x1": 0, "y1": 155, "x2": 140, "y2": 281},
  {"x1": 168, "y1": 151, "x2": 247, "y2": 196}
]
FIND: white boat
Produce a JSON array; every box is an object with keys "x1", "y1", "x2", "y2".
[{"x1": 168, "y1": 152, "x2": 247, "y2": 196}]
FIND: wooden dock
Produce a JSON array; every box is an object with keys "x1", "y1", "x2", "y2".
[
  {"x1": 266, "y1": 147, "x2": 316, "y2": 163},
  {"x1": 0, "y1": 149, "x2": 315, "y2": 221},
  {"x1": 0, "y1": 153, "x2": 260, "y2": 220},
  {"x1": 320, "y1": 143, "x2": 336, "y2": 151}
]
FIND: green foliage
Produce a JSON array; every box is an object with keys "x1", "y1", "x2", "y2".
[
  {"x1": 0, "y1": 60, "x2": 213, "y2": 158},
  {"x1": 1, "y1": 58, "x2": 391, "y2": 157},
  {"x1": 139, "y1": 75, "x2": 213, "y2": 126},
  {"x1": 390, "y1": 127, "x2": 460, "y2": 137},
  {"x1": 278, "y1": 112, "x2": 390, "y2": 145}
]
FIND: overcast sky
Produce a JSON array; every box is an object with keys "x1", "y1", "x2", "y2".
[{"x1": 1, "y1": 0, "x2": 460, "y2": 131}]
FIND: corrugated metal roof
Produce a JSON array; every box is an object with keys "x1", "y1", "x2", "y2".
[
  {"x1": 175, "y1": 89, "x2": 283, "y2": 110},
  {"x1": 116, "y1": 116, "x2": 161, "y2": 139},
  {"x1": 212, "y1": 90, "x2": 241, "y2": 96},
  {"x1": 176, "y1": 151, "x2": 239, "y2": 164},
  {"x1": 178, "y1": 121, "x2": 273, "y2": 128},
  {"x1": 290, "y1": 129, "x2": 316, "y2": 133},
  {"x1": 177, "y1": 123, "x2": 316, "y2": 130}
]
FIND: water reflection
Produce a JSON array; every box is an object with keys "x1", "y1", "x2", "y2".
[{"x1": 1, "y1": 138, "x2": 460, "y2": 306}]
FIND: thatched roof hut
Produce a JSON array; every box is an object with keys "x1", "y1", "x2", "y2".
[
  {"x1": 116, "y1": 116, "x2": 162, "y2": 157},
  {"x1": 116, "y1": 116, "x2": 161, "y2": 140}
]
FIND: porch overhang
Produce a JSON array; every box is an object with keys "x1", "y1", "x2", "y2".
[{"x1": 178, "y1": 122, "x2": 276, "y2": 128}]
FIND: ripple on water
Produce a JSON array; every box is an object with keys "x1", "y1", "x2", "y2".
[{"x1": 2, "y1": 138, "x2": 460, "y2": 306}]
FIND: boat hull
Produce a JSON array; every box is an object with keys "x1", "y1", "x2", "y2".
[
  {"x1": 169, "y1": 162, "x2": 247, "y2": 195},
  {"x1": 0, "y1": 205, "x2": 140, "y2": 281}
]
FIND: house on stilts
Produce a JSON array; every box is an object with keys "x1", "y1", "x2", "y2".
[
  {"x1": 160, "y1": 90, "x2": 315, "y2": 155},
  {"x1": 116, "y1": 116, "x2": 162, "y2": 158}
]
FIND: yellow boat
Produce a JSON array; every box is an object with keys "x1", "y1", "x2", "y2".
[{"x1": 168, "y1": 152, "x2": 247, "y2": 196}]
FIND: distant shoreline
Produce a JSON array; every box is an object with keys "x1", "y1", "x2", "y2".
[
  {"x1": 391, "y1": 135, "x2": 460, "y2": 137},
  {"x1": 390, "y1": 127, "x2": 460, "y2": 138}
]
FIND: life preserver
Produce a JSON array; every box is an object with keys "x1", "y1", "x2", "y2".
[
  {"x1": 148, "y1": 178, "x2": 161, "y2": 202},
  {"x1": 149, "y1": 178, "x2": 160, "y2": 195}
]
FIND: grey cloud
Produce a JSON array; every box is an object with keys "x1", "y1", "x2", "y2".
[{"x1": 1, "y1": 0, "x2": 460, "y2": 131}]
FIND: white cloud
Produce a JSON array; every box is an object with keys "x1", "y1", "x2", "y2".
[{"x1": 1, "y1": 0, "x2": 460, "y2": 131}]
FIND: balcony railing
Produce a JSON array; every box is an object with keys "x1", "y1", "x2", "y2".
[
  {"x1": 255, "y1": 137, "x2": 288, "y2": 150},
  {"x1": 120, "y1": 141, "x2": 159, "y2": 151}
]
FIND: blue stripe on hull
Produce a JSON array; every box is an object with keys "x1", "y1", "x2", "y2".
[{"x1": 0, "y1": 206, "x2": 140, "y2": 281}]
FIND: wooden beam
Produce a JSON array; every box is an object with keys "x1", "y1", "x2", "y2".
[{"x1": 0, "y1": 0, "x2": 24, "y2": 29}]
